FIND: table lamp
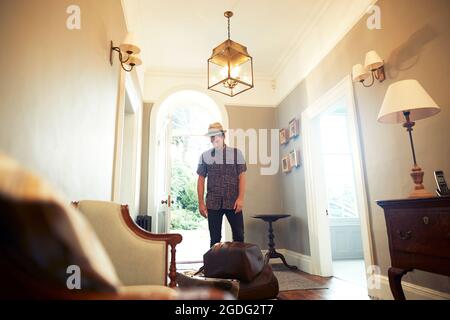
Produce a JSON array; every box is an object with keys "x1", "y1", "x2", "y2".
[{"x1": 378, "y1": 79, "x2": 441, "y2": 198}]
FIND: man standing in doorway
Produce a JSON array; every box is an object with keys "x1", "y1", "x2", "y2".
[{"x1": 197, "y1": 123, "x2": 247, "y2": 247}]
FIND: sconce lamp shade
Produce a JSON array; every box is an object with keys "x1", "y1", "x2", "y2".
[
  {"x1": 378, "y1": 79, "x2": 441, "y2": 124},
  {"x1": 126, "y1": 54, "x2": 142, "y2": 67},
  {"x1": 120, "y1": 32, "x2": 141, "y2": 55},
  {"x1": 352, "y1": 64, "x2": 370, "y2": 82},
  {"x1": 365, "y1": 50, "x2": 384, "y2": 71}
]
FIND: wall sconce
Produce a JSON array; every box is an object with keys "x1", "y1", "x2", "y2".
[
  {"x1": 352, "y1": 50, "x2": 386, "y2": 87},
  {"x1": 110, "y1": 33, "x2": 142, "y2": 72}
]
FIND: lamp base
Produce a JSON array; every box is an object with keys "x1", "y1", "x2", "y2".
[{"x1": 408, "y1": 165, "x2": 434, "y2": 199}]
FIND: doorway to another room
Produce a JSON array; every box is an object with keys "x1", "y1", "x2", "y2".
[
  {"x1": 112, "y1": 72, "x2": 142, "y2": 222},
  {"x1": 317, "y1": 104, "x2": 366, "y2": 288},
  {"x1": 150, "y1": 90, "x2": 230, "y2": 263},
  {"x1": 302, "y1": 76, "x2": 374, "y2": 293},
  {"x1": 119, "y1": 93, "x2": 138, "y2": 217}
]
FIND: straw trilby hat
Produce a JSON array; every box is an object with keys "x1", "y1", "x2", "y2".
[{"x1": 205, "y1": 122, "x2": 227, "y2": 137}]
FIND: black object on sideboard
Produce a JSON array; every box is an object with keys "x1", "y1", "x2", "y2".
[{"x1": 377, "y1": 197, "x2": 450, "y2": 300}]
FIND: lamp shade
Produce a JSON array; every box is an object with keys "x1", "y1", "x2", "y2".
[
  {"x1": 365, "y1": 50, "x2": 384, "y2": 71},
  {"x1": 352, "y1": 64, "x2": 370, "y2": 82},
  {"x1": 378, "y1": 79, "x2": 440, "y2": 123},
  {"x1": 120, "y1": 32, "x2": 141, "y2": 55},
  {"x1": 126, "y1": 54, "x2": 142, "y2": 67}
]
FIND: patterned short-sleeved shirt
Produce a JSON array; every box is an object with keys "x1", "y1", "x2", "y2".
[{"x1": 197, "y1": 145, "x2": 247, "y2": 210}]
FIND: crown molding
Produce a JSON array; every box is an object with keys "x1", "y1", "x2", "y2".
[
  {"x1": 145, "y1": 69, "x2": 273, "y2": 81},
  {"x1": 271, "y1": 0, "x2": 333, "y2": 78},
  {"x1": 119, "y1": 0, "x2": 130, "y2": 32},
  {"x1": 272, "y1": 0, "x2": 378, "y2": 105}
]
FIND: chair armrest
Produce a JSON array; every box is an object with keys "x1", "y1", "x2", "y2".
[{"x1": 118, "y1": 205, "x2": 182, "y2": 288}]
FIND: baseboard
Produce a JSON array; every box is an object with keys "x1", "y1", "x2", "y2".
[
  {"x1": 261, "y1": 249, "x2": 312, "y2": 274},
  {"x1": 261, "y1": 249, "x2": 449, "y2": 300},
  {"x1": 369, "y1": 275, "x2": 450, "y2": 300},
  {"x1": 262, "y1": 249, "x2": 449, "y2": 300}
]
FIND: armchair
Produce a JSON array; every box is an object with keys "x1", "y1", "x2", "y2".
[
  {"x1": 72, "y1": 201, "x2": 182, "y2": 288},
  {"x1": 0, "y1": 153, "x2": 230, "y2": 300}
]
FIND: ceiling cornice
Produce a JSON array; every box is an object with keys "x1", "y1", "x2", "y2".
[
  {"x1": 145, "y1": 69, "x2": 273, "y2": 81},
  {"x1": 272, "y1": 0, "x2": 378, "y2": 105},
  {"x1": 270, "y1": 0, "x2": 333, "y2": 78}
]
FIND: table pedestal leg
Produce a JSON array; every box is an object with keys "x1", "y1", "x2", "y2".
[{"x1": 265, "y1": 221, "x2": 298, "y2": 270}]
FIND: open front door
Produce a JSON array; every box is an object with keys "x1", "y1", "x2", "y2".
[{"x1": 155, "y1": 115, "x2": 172, "y2": 233}]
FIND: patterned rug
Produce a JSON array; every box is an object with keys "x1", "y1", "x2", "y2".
[
  {"x1": 271, "y1": 264, "x2": 329, "y2": 291},
  {"x1": 177, "y1": 262, "x2": 329, "y2": 292}
]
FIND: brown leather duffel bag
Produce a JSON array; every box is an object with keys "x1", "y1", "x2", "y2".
[
  {"x1": 177, "y1": 265, "x2": 279, "y2": 300},
  {"x1": 238, "y1": 264, "x2": 279, "y2": 300},
  {"x1": 203, "y1": 242, "x2": 265, "y2": 283}
]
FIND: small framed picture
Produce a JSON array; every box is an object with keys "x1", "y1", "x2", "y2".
[
  {"x1": 279, "y1": 128, "x2": 288, "y2": 145},
  {"x1": 282, "y1": 155, "x2": 292, "y2": 173},
  {"x1": 288, "y1": 118, "x2": 299, "y2": 139},
  {"x1": 289, "y1": 149, "x2": 300, "y2": 168}
]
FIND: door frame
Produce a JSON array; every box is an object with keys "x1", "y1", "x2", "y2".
[
  {"x1": 301, "y1": 75, "x2": 374, "y2": 278},
  {"x1": 112, "y1": 71, "x2": 143, "y2": 217},
  {"x1": 157, "y1": 114, "x2": 172, "y2": 233}
]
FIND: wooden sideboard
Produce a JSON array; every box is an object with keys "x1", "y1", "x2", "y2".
[{"x1": 377, "y1": 197, "x2": 450, "y2": 300}]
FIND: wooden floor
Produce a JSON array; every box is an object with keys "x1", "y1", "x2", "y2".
[
  {"x1": 178, "y1": 263, "x2": 371, "y2": 300},
  {"x1": 277, "y1": 269, "x2": 371, "y2": 300}
]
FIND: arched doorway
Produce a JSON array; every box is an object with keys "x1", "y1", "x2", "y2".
[{"x1": 148, "y1": 89, "x2": 230, "y2": 263}]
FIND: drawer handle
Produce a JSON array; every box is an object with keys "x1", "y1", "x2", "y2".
[
  {"x1": 397, "y1": 230, "x2": 412, "y2": 240},
  {"x1": 422, "y1": 216, "x2": 429, "y2": 225}
]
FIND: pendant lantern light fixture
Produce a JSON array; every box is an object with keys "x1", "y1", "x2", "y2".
[{"x1": 207, "y1": 11, "x2": 254, "y2": 97}]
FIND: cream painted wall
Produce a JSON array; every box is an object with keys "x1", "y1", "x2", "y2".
[
  {"x1": 277, "y1": 0, "x2": 450, "y2": 293},
  {"x1": 0, "y1": 0, "x2": 128, "y2": 201}
]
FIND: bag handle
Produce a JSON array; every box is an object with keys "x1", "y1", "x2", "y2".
[{"x1": 194, "y1": 265, "x2": 205, "y2": 276}]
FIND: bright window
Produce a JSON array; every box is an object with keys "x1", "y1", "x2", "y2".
[{"x1": 319, "y1": 106, "x2": 358, "y2": 219}]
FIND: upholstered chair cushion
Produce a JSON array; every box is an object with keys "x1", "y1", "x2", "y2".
[{"x1": 0, "y1": 154, "x2": 121, "y2": 295}]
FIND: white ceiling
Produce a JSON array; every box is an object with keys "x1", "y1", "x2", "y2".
[
  {"x1": 123, "y1": 0, "x2": 341, "y2": 77},
  {"x1": 122, "y1": 0, "x2": 375, "y2": 104}
]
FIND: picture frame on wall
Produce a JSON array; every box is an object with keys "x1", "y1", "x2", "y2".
[
  {"x1": 289, "y1": 149, "x2": 300, "y2": 168},
  {"x1": 288, "y1": 118, "x2": 299, "y2": 139},
  {"x1": 279, "y1": 128, "x2": 288, "y2": 145},
  {"x1": 282, "y1": 155, "x2": 292, "y2": 173}
]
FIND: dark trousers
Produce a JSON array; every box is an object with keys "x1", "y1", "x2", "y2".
[{"x1": 207, "y1": 208, "x2": 244, "y2": 247}]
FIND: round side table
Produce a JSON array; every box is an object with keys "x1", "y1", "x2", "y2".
[{"x1": 253, "y1": 214, "x2": 298, "y2": 270}]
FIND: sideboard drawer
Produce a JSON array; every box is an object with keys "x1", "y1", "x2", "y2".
[{"x1": 386, "y1": 209, "x2": 450, "y2": 258}]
